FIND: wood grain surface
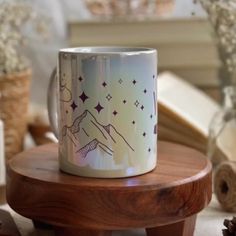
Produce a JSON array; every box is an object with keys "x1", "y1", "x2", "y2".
[
  {"x1": 6, "y1": 142, "x2": 212, "y2": 231},
  {"x1": 54, "y1": 228, "x2": 112, "y2": 236},
  {"x1": 146, "y1": 215, "x2": 197, "y2": 236}
]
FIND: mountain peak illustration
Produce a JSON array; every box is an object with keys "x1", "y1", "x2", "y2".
[{"x1": 62, "y1": 110, "x2": 134, "y2": 165}]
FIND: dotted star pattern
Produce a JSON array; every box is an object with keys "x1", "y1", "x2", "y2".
[{"x1": 59, "y1": 53, "x2": 157, "y2": 158}]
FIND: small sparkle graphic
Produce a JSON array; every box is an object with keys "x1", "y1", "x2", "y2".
[
  {"x1": 94, "y1": 103, "x2": 104, "y2": 113},
  {"x1": 106, "y1": 94, "x2": 112, "y2": 101},
  {"x1": 78, "y1": 76, "x2": 83, "y2": 82},
  {"x1": 71, "y1": 101, "x2": 77, "y2": 111},
  {"x1": 113, "y1": 110, "x2": 118, "y2": 116},
  {"x1": 118, "y1": 78, "x2": 123, "y2": 84},
  {"x1": 123, "y1": 100, "x2": 127, "y2": 104},
  {"x1": 134, "y1": 100, "x2": 139, "y2": 107},
  {"x1": 141, "y1": 105, "x2": 144, "y2": 110},
  {"x1": 132, "y1": 120, "x2": 135, "y2": 125},
  {"x1": 102, "y1": 82, "x2": 107, "y2": 87},
  {"x1": 132, "y1": 80, "x2": 137, "y2": 85},
  {"x1": 143, "y1": 132, "x2": 146, "y2": 137},
  {"x1": 144, "y1": 89, "x2": 147, "y2": 93},
  {"x1": 148, "y1": 148, "x2": 151, "y2": 152},
  {"x1": 79, "y1": 91, "x2": 89, "y2": 103},
  {"x1": 150, "y1": 114, "x2": 153, "y2": 119}
]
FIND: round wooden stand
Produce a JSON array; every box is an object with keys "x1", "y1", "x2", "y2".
[{"x1": 6, "y1": 142, "x2": 212, "y2": 236}]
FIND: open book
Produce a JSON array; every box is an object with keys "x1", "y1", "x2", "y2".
[{"x1": 158, "y1": 72, "x2": 220, "y2": 154}]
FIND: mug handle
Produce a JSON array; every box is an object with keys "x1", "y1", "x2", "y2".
[{"x1": 47, "y1": 67, "x2": 59, "y2": 139}]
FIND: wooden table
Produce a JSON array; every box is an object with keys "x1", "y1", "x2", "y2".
[{"x1": 6, "y1": 142, "x2": 212, "y2": 236}]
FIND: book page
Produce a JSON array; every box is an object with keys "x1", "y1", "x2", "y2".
[{"x1": 158, "y1": 72, "x2": 220, "y2": 137}]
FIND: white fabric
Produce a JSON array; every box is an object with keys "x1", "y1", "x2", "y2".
[
  {"x1": 0, "y1": 195, "x2": 234, "y2": 236},
  {"x1": 25, "y1": 0, "x2": 67, "y2": 107},
  {"x1": 60, "y1": 0, "x2": 92, "y2": 21}
]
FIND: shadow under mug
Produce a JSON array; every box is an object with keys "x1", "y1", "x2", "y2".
[{"x1": 48, "y1": 46, "x2": 157, "y2": 178}]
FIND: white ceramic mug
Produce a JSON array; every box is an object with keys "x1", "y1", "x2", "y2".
[{"x1": 48, "y1": 47, "x2": 157, "y2": 178}]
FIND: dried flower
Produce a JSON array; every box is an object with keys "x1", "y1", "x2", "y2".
[
  {"x1": 0, "y1": 1, "x2": 49, "y2": 78},
  {"x1": 198, "y1": 0, "x2": 236, "y2": 85}
]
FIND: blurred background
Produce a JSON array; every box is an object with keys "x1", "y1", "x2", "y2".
[
  {"x1": 28, "y1": 0, "x2": 213, "y2": 107},
  {"x1": 2, "y1": 1, "x2": 236, "y2": 235},
  {"x1": 0, "y1": 0, "x2": 224, "y2": 182},
  {"x1": 0, "y1": 0, "x2": 222, "y2": 195}
]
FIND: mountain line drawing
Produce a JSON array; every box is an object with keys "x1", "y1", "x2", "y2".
[
  {"x1": 78, "y1": 139, "x2": 113, "y2": 159},
  {"x1": 62, "y1": 110, "x2": 135, "y2": 165},
  {"x1": 59, "y1": 79, "x2": 72, "y2": 102}
]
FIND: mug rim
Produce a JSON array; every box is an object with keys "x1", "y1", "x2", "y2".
[{"x1": 59, "y1": 46, "x2": 156, "y2": 55}]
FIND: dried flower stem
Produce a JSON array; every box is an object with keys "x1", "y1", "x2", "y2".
[
  {"x1": 199, "y1": 0, "x2": 236, "y2": 86},
  {"x1": 0, "y1": 1, "x2": 49, "y2": 77}
]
